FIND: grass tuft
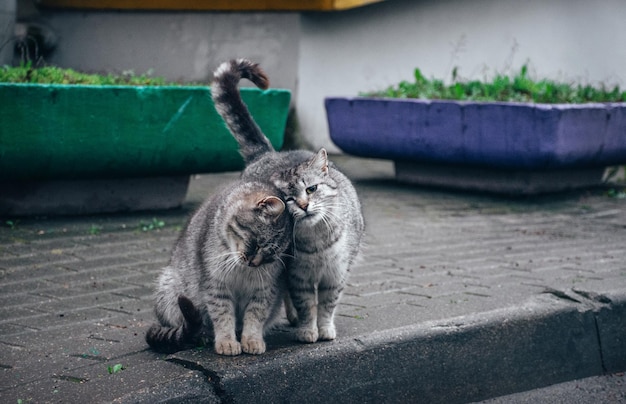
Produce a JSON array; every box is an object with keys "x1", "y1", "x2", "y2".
[
  {"x1": 365, "y1": 65, "x2": 626, "y2": 104},
  {"x1": 0, "y1": 62, "x2": 202, "y2": 87}
]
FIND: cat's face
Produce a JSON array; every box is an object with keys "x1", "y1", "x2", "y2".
[
  {"x1": 272, "y1": 149, "x2": 338, "y2": 226},
  {"x1": 227, "y1": 194, "x2": 291, "y2": 268}
]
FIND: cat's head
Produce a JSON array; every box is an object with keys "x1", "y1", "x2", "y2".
[
  {"x1": 228, "y1": 190, "x2": 291, "y2": 268},
  {"x1": 271, "y1": 148, "x2": 338, "y2": 226}
]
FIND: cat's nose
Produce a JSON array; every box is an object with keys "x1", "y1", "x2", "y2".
[
  {"x1": 296, "y1": 198, "x2": 308, "y2": 211},
  {"x1": 248, "y1": 254, "x2": 263, "y2": 267}
]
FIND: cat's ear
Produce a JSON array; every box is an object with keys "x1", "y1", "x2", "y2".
[
  {"x1": 309, "y1": 148, "x2": 328, "y2": 174},
  {"x1": 257, "y1": 196, "x2": 285, "y2": 217}
]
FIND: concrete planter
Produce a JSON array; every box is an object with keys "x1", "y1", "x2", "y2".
[
  {"x1": 0, "y1": 84, "x2": 290, "y2": 214},
  {"x1": 326, "y1": 97, "x2": 626, "y2": 194}
]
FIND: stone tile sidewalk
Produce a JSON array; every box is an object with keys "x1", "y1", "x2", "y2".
[{"x1": 1, "y1": 156, "x2": 625, "y2": 403}]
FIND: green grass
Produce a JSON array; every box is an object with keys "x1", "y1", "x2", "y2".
[
  {"x1": 88, "y1": 224, "x2": 103, "y2": 235},
  {"x1": 107, "y1": 363, "x2": 124, "y2": 374},
  {"x1": 139, "y1": 218, "x2": 165, "y2": 232},
  {"x1": 0, "y1": 63, "x2": 201, "y2": 86},
  {"x1": 365, "y1": 65, "x2": 626, "y2": 104}
]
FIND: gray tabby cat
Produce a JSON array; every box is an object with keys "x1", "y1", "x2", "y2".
[
  {"x1": 145, "y1": 180, "x2": 292, "y2": 355},
  {"x1": 212, "y1": 59, "x2": 365, "y2": 343}
]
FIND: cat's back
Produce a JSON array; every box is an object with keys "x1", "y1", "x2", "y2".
[
  {"x1": 243, "y1": 149, "x2": 356, "y2": 189},
  {"x1": 172, "y1": 181, "x2": 266, "y2": 260},
  {"x1": 242, "y1": 150, "x2": 314, "y2": 182},
  {"x1": 330, "y1": 163, "x2": 365, "y2": 234},
  {"x1": 169, "y1": 183, "x2": 230, "y2": 265}
]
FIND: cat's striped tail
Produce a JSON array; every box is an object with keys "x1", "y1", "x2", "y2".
[
  {"x1": 212, "y1": 59, "x2": 275, "y2": 164},
  {"x1": 145, "y1": 295, "x2": 203, "y2": 354}
]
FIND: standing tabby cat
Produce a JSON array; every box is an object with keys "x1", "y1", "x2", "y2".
[
  {"x1": 146, "y1": 180, "x2": 292, "y2": 355},
  {"x1": 212, "y1": 59, "x2": 364, "y2": 343}
]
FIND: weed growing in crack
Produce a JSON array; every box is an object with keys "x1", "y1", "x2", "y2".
[
  {"x1": 5, "y1": 220, "x2": 19, "y2": 229},
  {"x1": 139, "y1": 218, "x2": 165, "y2": 232},
  {"x1": 88, "y1": 224, "x2": 103, "y2": 235},
  {"x1": 107, "y1": 364, "x2": 124, "y2": 374}
]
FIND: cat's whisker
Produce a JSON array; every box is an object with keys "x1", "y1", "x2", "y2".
[
  {"x1": 215, "y1": 253, "x2": 243, "y2": 284},
  {"x1": 321, "y1": 214, "x2": 337, "y2": 241},
  {"x1": 275, "y1": 255, "x2": 288, "y2": 271},
  {"x1": 279, "y1": 251, "x2": 296, "y2": 260},
  {"x1": 214, "y1": 250, "x2": 241, "y2": 259}
]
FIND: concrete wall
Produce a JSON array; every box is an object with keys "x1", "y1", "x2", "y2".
[
  {"x1": 298, "y1": 0, "x2": 626, "y2": 151},
  {"x1": 0, "y1": 0, "x2": 16, "y2": 64},
  {"x1": 32, "y1": 9, "x2": 300, "y2": 92}
]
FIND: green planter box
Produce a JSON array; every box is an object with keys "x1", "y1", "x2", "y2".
[
  {"x1": 0, "y1": 84, "x2": 290, "y2": 215},
  {"x1": 0, "y1": 84, "x2": 290, "y2": 181}
]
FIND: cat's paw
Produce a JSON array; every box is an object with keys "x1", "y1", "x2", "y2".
[
  {"x1": 294, "y1": 327, "x2": 318, "y2": 343},
  {"x1": 318, "y1": 325, "x2": 336, "y2": 341},
  {"x1": 214, "y1": 339, "x2": 241, "y2": 356},
  {"x1": 241, "y1": 336, "x2": 266, "y2": 355}
]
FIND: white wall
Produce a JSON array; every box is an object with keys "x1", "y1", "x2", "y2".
[
  {"x1": 298, "y1": 0, "x2": 626, "y2": 151},
  {"x1": 37, "y1": 11, "x2": 300, "y2": 92}
]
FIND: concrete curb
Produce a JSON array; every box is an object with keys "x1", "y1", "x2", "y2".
[{"x1": 161, "y1": 289, "x2": 625, "y2": 404}]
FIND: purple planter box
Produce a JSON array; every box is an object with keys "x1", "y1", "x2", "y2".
[{"x1": 326, "y1": 97, "x2": 626, "y2": 193}]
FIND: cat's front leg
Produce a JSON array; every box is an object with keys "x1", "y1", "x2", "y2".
[
  {"x1": 317, "y1": 281, "x2": 344, "y2": 341},
  {"x1": 289, "y1": 287, "x2": 319, "y2": 343},
  {"x1": 240, "y1": 299, "x2": 270, "y2": 355},
  {"x1": 208, "y1": 300, "x2": 241, "y2": 356},
  {"x1": 283, "y1": 292, "x2": 299, "y2": 326}
]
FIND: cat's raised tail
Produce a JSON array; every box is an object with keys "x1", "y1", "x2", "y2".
[
  {"x1": 145, "y1": 295, "x2": 203, "y2": 354},
  {"x1": 212, "y1": 58, "x2": 275, "y2": 164}
]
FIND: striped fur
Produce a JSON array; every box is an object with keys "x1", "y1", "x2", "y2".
[
  {"x1": 212, "y1": 59, "x2": 365, "y2": 343},
  {"x1": 211, "y1": 58, "x2": 273, "y2": 164},
  {"x1": 145, "y1": 295, "x2": 202, "y2": 354},
  {"x1": 146, "y1": 181, "x2": 292, "y2": 355}
]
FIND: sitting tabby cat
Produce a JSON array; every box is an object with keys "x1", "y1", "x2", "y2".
[
  {"x1": 212, "y1": 59, "x2": 365, "y2": 343},
  {"x1": 146, "y1": 180, "x2": 292, "y2": 355}
]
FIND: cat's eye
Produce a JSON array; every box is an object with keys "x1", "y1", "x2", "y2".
[{"x1": 305, "y1": 185, "x2": 317, "y2": 195}]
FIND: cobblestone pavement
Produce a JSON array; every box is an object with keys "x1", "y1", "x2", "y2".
[{"x1": 1, "y1": 156, "x2": 625, "y2": 403}]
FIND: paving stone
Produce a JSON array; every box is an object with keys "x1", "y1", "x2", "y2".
[{"x1": 0, "y1": 156, "x2": 625, "y2": 402}]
